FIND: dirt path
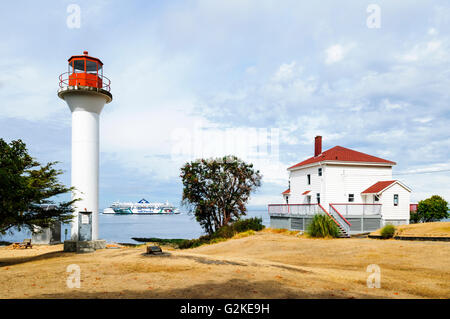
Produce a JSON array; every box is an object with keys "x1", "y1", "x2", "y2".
[{"x1": 1, "y1": 231, "x2": 449, "y2": 298}]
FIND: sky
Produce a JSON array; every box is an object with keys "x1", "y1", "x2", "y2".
[{"x1": 1, "y1": 0, "x2": 449, "y2": 209}]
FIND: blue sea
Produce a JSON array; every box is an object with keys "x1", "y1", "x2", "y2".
[{"x1": 0, "y1": 209, "x2": 269, "y2": 244}]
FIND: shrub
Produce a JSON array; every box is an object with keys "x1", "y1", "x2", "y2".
[
  {"x1": 380, "y1": 224, "x2": 396, "y2": 239},
  {"x1": 409, "y1": 211, "x2": 420, "y2": 224},
  {"x1": 212, "y1": 225, "x2": 235, "y2": 239},
  {"x1": 306, "y1": 214, "x2": 340, "y2": 238},
  {"x1": 232, "y1": 217, "x2": 265, "y2": 233}
]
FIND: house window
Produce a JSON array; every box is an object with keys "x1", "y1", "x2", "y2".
[
  {"x1": 394, "y1": 194, "x2": 399, "y2": 206},
  {"x1": 285, "y1": 196, "x2": 289, "y2": 204},
  {"x1": 348, "y1": 194, "x2": 354, "y2": 202},
  {"x1": 374, "y1": 195, "x2": 379, "y2": 202},
  {"x1": 316, "y1": 193, "x2": 320, "y2": 204},
  {"x1": 307, "y1": 174, "x2": 311, "y2": 185},
  {"x1": 318, "y1": 168, "x2": 322, "y2": 176}
]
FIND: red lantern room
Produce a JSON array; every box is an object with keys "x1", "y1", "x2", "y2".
[{"x1": 59, "y1": 51, "x2": 111, "y2": 92}]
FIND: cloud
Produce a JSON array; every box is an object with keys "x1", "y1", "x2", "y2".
[
  {"x1": 324, "y1": 44, "x2": 354, "y2": 65},
  {"x1": 0, "y1": 59, "x2": 64, "y2": 121}
]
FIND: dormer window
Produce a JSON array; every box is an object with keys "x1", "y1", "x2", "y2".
[{"x1": 374, "y1": 195, "x2": 379, "y2": 202}]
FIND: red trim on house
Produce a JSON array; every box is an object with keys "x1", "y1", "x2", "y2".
[
  {"x1": 361, "y1": 180, "x2": 397, "y2": 194},
  {"x1": 329, "y1": 204, "x2": 352, "y2": 226},
  {"x1": 282, "y1": 188, "x2": 290, "y2": 195},
  {"x1": 268, "y1": 203, "x2": 317, "y2": 206},
  {"x1": 329, "y1": 203, "x2": 382, "y2": 205},
  {"x1": 318, "y1": 203, "x2": 340, "y2": 227},
  {"x1": 302, "y1": 190, "x2": 310, "y2": 195},
  {"x1": 288, "y1": 146, "x2": 396, "y2": 170}
]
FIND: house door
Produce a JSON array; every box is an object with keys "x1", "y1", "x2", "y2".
[{"x1": 306, "y1": 195, "x2": 311, "y2": 204}]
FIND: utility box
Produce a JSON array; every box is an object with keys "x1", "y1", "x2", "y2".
[
  {"x1": 32, "y1": 222, "x2": 61, "y2": 245},
  {"x1": 78, "y1": 211, "x2": 92, "y2": 241}
]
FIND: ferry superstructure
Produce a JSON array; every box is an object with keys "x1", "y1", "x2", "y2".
[{"x1": 103, "y1": 199, "x2": 179, "y2": 215}]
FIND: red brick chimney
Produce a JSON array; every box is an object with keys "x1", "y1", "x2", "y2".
[{"x1": 314, "y1": 136, "x2": 322, "y2": 157}]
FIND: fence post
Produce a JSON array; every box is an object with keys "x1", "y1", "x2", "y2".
[{"x1": 362, "y1": 205, "x2": 365, "y2": 233}]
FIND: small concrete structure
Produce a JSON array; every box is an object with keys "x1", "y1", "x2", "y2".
[
  {"x1": 32, "y1": 222, "x2": 61, "y2": 245},
  {"x1": 64, "y1": 240, "x2": 106, "y2": 253},
  {"x1": 146, "y1": 245, "x2": 163, "y2": 255}
]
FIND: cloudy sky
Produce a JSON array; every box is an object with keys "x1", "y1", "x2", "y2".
[{"x1": 1, "y1": 0, "x2": 449, "y2": 209}]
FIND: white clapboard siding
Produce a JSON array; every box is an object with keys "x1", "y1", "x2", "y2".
[
  {"x1": 324, "y1": 164, "x2": 393, "y2": 207},
  {"x1": 379, "y1": 183, "x2": 411, "y2": 221}
]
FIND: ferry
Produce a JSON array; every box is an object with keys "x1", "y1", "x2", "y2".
[{"x1": 103, "y1": 198, "x2": 180, "y2": 215}]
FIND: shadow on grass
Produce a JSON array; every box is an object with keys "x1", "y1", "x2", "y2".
[
  {"x1": 0, "y1": 250, "x2": 69, "y2": 267},
  {"x1": 31, "y1": 278, "x2": 382, "y2": 299}
]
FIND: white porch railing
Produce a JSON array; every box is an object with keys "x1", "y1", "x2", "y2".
[
  {"x1": 329, "y1": 204, "x2": 381, "y2": 216},
  {"x1": 268, "y1": 204, "x2": 321, "y2": 216},
  {"x1": 268, "y1": 203, "x2": 350, "y2": 236}
]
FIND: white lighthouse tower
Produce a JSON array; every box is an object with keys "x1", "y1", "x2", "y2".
[{"x1": 58, "y1": 51, "x2": 112, "y2": 247}]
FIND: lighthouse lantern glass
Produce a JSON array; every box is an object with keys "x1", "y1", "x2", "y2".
[
  {"x1": 86, "y1": 60, "x2": 98, "y2": 74},
  {"x1": 73, "y1": 60, "x2": 85, "y2": 73}
]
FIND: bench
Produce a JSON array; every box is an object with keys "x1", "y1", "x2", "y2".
[{"x1": 12, "y1": 239, "x2": 33, "y2": 249}]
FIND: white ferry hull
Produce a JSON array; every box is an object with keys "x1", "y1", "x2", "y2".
[{"x1": 102, "y1": 198, "x2": 179, "y2": 215}]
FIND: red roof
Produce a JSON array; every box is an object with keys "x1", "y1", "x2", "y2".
[
  {"x1": 302, "y1": 190, "x2": 310, "y2": 195},
  {"x1": 288, "y1": 146, "x2": 396, "y2": 170},
  {"x1": 282, "y1": 188, "x2": 290, "y2": 195},
  {"x1": 361, "y1": 180, "x2": 397, "y2": 194}
]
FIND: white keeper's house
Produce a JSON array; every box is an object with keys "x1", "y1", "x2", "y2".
[{"x1": 268, "y1": 136, "x2": 411, "y2": 237}]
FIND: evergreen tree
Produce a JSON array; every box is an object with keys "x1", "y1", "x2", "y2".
[{"x1": 0, "y1": 139, "x2": 76, "y2": 235}]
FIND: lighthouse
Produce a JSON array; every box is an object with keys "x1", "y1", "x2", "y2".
[{"x1": 58, "y1": 51, "x2": 112, "y2": 246}]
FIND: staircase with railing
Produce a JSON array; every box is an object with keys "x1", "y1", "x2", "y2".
[{"x1": 327, "y1": 204, "x2": 351, "y2": 237}]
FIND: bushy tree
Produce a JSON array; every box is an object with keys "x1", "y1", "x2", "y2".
[
  {"x1": 415, "y1": 195, "x2": 448, "y2": 223},
  {"x1": 0, "y1": 139, "x2": 76, "y2": 235},
  {"x1": 180, "y1": 156, "x2": 262, "y2": 235}
]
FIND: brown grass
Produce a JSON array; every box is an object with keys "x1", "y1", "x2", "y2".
[
  {"x1": 263, "y1": 228, "x2": 302, "y2": 236},
  {"x1": 0, "y1": 231, "x2": 449, "y2": 299},
  {"x1": 370, "y1": 222, "x2": 450, "y2": 238}
]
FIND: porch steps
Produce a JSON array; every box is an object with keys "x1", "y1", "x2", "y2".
[
  {"x1": 336, "y1": 225, "x2": 350, "y2": 238},
  {"x1": 317, "y1": 204, "x2": 350, "y2": 238}
]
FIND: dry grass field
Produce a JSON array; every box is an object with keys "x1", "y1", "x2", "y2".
[
  {"x1": 370, "y1": 222, "x2": 450, "y2": 238},
  {"x1": 0, "y1": 228, "x2": 449, "y2": 299}
]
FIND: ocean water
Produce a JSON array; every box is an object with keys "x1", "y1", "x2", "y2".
[{"x1": 0, "y1": 209, "x2": 269, "y2": 244}]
